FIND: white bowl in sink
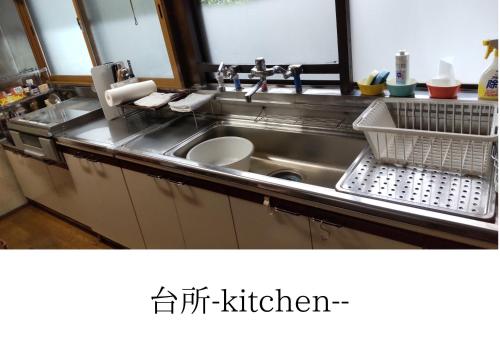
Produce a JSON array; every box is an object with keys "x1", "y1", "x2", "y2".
[{"x1": 186, "y1": 136, "x2": 254, "y2": 171}]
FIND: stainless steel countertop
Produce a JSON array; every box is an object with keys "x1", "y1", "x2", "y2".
[
  {"x1": 53, "y1": 109, "x2": 497, "y2": 244},
  {"x1": 56, "y1": 109, "x2": 183, "y2": 152}
]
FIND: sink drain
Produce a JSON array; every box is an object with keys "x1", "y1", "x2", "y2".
[{"x1": 269, "y1": 170, "x2": 303, "y2": 182}]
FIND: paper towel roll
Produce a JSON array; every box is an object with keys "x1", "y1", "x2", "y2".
[{"x1": 104, "y1": 80, "x2": 157, "y2": 106}]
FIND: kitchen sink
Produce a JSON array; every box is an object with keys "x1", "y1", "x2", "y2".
[{"x1": 167, "y1": 120, "x2": 367, "y2": 188}]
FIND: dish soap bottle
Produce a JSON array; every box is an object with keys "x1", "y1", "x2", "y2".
[
  {"x1": 478, "y1": 39, "x2": 498, "y2": 100},
  {"x1": 395, "y1": 50, "x2": 410, "y2": 84}
]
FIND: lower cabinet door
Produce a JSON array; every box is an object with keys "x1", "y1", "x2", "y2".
[
  {"x1": 5, "y1": 150, "x2": 58, "y2": 209},
  {"x1": 0, "y1": 148, "x2": 26, "y2": 215},
  {"x1": 173, "y1": 183, "x2": 238, "y2": 249},
  {"x1": 229, "y1": 197, "x2": 312, "y2": 249},
  {"x1": 123, "y1": 169, "x2": 185, "y2": 249},
  {"x1": 63, "y1": 154, "x2": 98, "y2": 229},
  {"x1": 310, "y1": 218, "x2": 421, "y2": 249},
  {"x1": 46, "y1": 164, "x2": 87, "y2": 224},
  {"x1": 64, "y1": 153, "x2": 145, "y2": 248}
]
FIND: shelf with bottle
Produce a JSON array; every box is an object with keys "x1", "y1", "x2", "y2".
[{"x1": 0, "y1": 67, "x2": 51, "y2": 110}]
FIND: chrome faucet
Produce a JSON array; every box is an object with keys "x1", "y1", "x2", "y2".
[
  {"x1": 246, "y1": 57, "x2": 285, "y2": 102},
  {"x1": 216, "y1": 62, "x2": 227, "y2": 92},
  {"x1": 216, "y1": 62, "x2": 242, "y2": 92},
  {"x1": 228, "y1": 65, "x2": 242, "y2": 91},
  {"x1": 283, "y1": 64, "x2": 303, "y2": 94}
]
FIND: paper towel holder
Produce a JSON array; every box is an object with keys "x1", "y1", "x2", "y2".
[{"x1": 91, "y1": 62, "x2": 125, "y2": 121}]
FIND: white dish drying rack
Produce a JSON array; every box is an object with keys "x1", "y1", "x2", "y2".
[{"x1": 353, "y1": 98, "x2": 498, "y2": 177}]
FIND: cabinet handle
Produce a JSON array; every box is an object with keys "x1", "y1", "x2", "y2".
[
  {"x1": 164, "y1": 177, "x2": 184, "y2": 185},
  {"x1": 312, "y1": 218, "x2": 343, "y2": 228},
  {"x1": 23, "y1": 149, "x2": 44, "y2": 159},
  {"x1": 262, "y1": 197, "x2": 301, "y2": 217},
  {"x1": 149, "y1": 174, "x2": 184, "y2": 185},
  {"x1": 148, "y1": 174, "x2": 163, "y2": 179},
  {"x1": 312, "y1": 218, "x2": 343, "y2": 241},
  {"x1": 273, "y1": 207, "x2": 301, "y2": 216},
  {"x1": 168, "y1": 179, "x2": 184, "y2": 186}
]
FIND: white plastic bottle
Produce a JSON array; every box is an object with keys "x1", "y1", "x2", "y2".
[
  {"x1": 395, "y1": 50, "x2": 410, "y2": 84},
  {"x1": 478, "y1": 39, "x2": 498, "y2": 101}
]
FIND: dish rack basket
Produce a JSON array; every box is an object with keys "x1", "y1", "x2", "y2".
[{"x1": 353, "y1": 98, "x2": 498, "y2": 177}]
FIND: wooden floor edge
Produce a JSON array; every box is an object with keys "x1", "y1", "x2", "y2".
[
  {"x1": 0, "y1": 202, "x2": 29, "y2": 220},
  {"x1": 24, "y1": 201, "x2": 124, "y2": 249}
]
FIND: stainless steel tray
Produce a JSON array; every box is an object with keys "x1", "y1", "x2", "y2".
[
  {"x1": 336, "y1": 148, "x2": 496, "y2": 219},
  {"x1": 7, "y1": 97, "x2": 102, "y2": 137}
]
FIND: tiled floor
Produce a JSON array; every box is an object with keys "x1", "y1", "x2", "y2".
[{"x1": 0, "y1": 205, "x2": 111, "y2": 249}]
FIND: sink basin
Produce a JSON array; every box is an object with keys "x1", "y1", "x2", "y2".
[
  {"x1": 187, "y1": 136, "x2": 254, "y2": 171},
  {"x1": 168, "y1": 120, "x2": 367, "y2": 188}
]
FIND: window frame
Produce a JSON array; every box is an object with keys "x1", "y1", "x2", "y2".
[
  {"x1": 14, "y1": 0, "x2": 184, "y2": 88},
  {"x1": 189, "y1": 0, "x2": 354, "y2": 94}
]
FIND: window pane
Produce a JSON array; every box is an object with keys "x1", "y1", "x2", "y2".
[
  {"x1": 350, "y1": 0, "x2": 498, "y2": 84},
  {"x1": 0, "y1": 0, "x2": 37, "y2": 75},
  {"x1": 26, "y1": 0, "x2": 93, "y2": 75},
  {"x1": 82, "y1": 0, "x2": 173, "y2": 78},
  {"x1": 0, "y1": 27, "x2": 17, "y2": 77},
  {"x1": 200, "y1": 0, "x2": 338, "y2": 65}
]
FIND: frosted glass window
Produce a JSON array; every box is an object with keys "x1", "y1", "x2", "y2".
[
  {"x1": 350, "y1": 0, "x2": 498, "y2": 84},
  {"x1": 200, "y1": 0, "x2": 339, "y2": 65},
  {"x1": 82, "y1": 0, "x2": 173, "y2": 78},
  {"x1": 0, "y1": 0, "x2": 37, "y2": 73},
  {"x1": 26, "y1": 0, "x2": 93, "y2": 75}
]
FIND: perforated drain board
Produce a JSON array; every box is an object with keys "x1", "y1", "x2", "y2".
[{"x1": 338, "y1": 151, "x2": 495, "y2": 219}]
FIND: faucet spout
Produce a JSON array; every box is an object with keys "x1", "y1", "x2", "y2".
[
  {"x1": 245, "y1": 78, "x2": 265, "y2": 102},
  {"x1": 245, "y1": 57, "x2": 276, "y2": 103}
]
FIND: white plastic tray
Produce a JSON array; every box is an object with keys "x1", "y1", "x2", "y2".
[{"x1": 353, "y1": 98, "x2": 498, "y2": 177}]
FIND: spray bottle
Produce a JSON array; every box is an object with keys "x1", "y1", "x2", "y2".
[{"x1": 478, "y1": 39, "x2": 498, "y2": 100}]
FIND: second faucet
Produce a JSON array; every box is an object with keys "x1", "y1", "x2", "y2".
[{"x1": 245, "y1": 57, "x2": 303, "y2": 102}]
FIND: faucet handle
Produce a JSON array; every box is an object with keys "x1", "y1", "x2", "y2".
[
  {"x1": 255, "y1": 57, "x2": 266, "y2": 71},
  {"x1": 217, "y1": 61, "x2": 226, "y2": 74},
  {"x1": 229, "y1": 65, "x2": 242, "y2": 91},
  {"x1": 284, "y1": 64, "x2": 303, "y2": 79},
  {"x1": 228, "y1": 65, "x2": 239, "y2": 77},
  {"x1": 284, "y1": 64, "x2": 303, "y2": 94},
  {"x1": 272, "y1": 66, "x2": 286, "y2": 75},
  {"x1": 216, "y1": 61, "x2": 228, "y2": 92}
]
